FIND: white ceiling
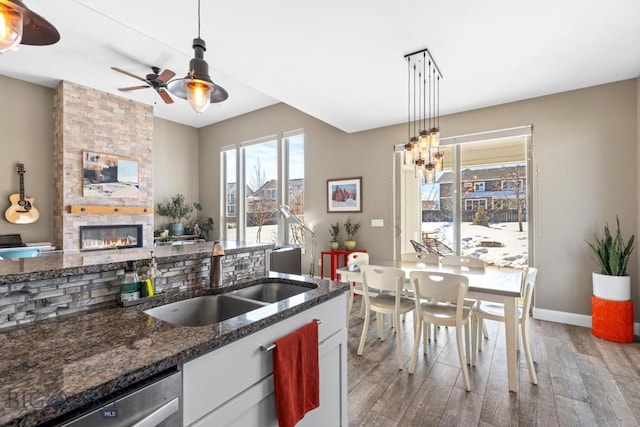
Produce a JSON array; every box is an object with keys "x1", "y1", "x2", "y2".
[{"x1": 1, "y1": 0, "x2": 639, "y2": 133}]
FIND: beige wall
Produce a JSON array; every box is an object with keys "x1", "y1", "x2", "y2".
[
  {"x1": 0, "y1": 75, "x2": 54, "y2": 243},
  {"x1": 153, "y1": 118, "x2": 200, "y2": 229},
  {"x1": 199, "y1": 79, "x2": 639, "y2": 321},
  {"x1": 0, "y1": 72, "x2": 638, "y2": 322}
]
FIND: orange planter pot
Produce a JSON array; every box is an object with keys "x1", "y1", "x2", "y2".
[{"x1": 591, "y1": 295, "x2": 634, "y2": 343}]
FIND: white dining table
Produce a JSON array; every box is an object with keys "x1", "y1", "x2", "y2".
[{"x1": 336, "y1": 260, "x2": 526, "y2": 393}]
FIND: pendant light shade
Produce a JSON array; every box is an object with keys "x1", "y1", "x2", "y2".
[
  {"x1": 167, "y1": 0, "x2": 228, "y2": 113},
  {"x1": 0, "y1": 0, "x2": 59, "y2": 53},
  {"x1": 401, "y1": 48, "x2": 444, "y2": 183}
]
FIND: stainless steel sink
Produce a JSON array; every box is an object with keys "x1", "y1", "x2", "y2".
[
  {"x1": 144, "y1": 281, "x2": 314, "y2": 327},
  {"x1": 144, "y1": 294, "x2": 267, "y2": 327},
  {"x1": 229, "y1": 282, "x2": 311, "y2": 303}
]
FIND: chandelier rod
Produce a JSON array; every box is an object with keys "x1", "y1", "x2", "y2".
[{"x1": 403, "y1": 48, "x2": 443, "y2": 80}]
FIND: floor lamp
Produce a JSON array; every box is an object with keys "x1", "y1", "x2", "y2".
[{"x1": 279, "y1": 205, "x2": 317, "y2": 277}]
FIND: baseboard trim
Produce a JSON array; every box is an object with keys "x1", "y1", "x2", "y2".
[{"x1": 533, "y1": 307, "x2": 640, "y2": 335}]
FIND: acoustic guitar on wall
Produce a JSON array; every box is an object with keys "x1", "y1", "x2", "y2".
[{"x1": 5, "y1": 163, "x2": 39, "y2": 224}]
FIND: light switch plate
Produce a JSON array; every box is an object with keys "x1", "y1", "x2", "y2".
[{"x1": 371, "y1": 219, "x2": 384, "y2": 227}]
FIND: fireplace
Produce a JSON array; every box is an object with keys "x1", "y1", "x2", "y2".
[{"x1": 79, "y1": 225, "x2": 143, "y2": 250}]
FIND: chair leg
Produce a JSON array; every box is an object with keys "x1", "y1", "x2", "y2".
[
  {"x1": 359, "y1": 299, "x2": 365, "y2": 318},
  {"x1": 456, "y1": 325, "x2": 471, "y2": 391},
  {"x1": 377, "y1": 312, "x2": 385, "y2": 340},
  {"x1": 471, "y1": 314, "x2": 478, "y2": 367},
  {"x1": 408, "y1": 316, "x2": 422, "y2": 374},
  {"x1": 465, "y1": 319, "x2": 471, "y2": 366},
  {"x1": 357, "y1": 304, "x2": 370, "y2": 355},
  {"x1": 482, "y1": 319, "x2": 489, "y2": 339},
  {"x1": 521, "y1": 320, "x2": 538, "y2": 385},
  {"x1": 395, "y1": 313, "x2": 404, "y2": 370},
  {"x1": 423, "y1": 321, "x2": 428, "y2": 354}
]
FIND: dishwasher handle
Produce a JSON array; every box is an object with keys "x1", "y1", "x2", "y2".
[{"x1": 132, "y1": 397, "x2": 180, "y2": 427}]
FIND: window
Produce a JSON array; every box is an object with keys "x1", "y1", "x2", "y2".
[
  {"x1": 222, "y1": 149, "x2": 237, "y2": 239},
  {"x1": 220, "y1": 132, "x2": 305, "y2": 246},
  {"x1": 465, "y1": 199, "x2": 487, "y2": 210},
  {"x1": 399, "y1": 126, "x2": 532, "y2": 267}
]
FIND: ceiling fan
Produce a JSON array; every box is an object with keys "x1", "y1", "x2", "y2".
[{"x1": 111, "y1": 66, "x2": 176, "y2": 104}]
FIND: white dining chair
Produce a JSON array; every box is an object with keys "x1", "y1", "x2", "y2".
[
  {"x1": 439, "y1": 254, "x2": 489, "y2": 343},
  {"x1": 472, "y1": 267, "x2": 538, "y2": 384},
  {"x1": 358, "y1": 265, "x2": 415, "y2": 370},
  {"x1": 401, "y1": 252, "x2": 439, "y2": 264},
  {"x1": 408, "y1": 271, "x2": 473, "y2": 391},
  {"x1": 346, "y1": 252, "x2": 370, "y2": 319}
]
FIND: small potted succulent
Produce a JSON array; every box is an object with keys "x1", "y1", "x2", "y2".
[
  {"x1": 329, "y1": 221, "x2": 340, "y2": 250},
  {"x1": 343, "y1": 217, "x2": 360, "y2": 251}
]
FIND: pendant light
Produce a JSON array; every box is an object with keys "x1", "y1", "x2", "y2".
[
  {"x1": 0, "y1": 0, "x2": 59, "y2": 53},
  {"x1": 167, "y1": 0, "x2": 228, "y2": 113},
  {"x1": 401, "y1": 48, "x2": 444, "y2": 183}
]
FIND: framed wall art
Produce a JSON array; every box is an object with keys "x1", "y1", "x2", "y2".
[
  {"x1": 82, "y1": 151, "x2": 140, "y2": 198},
  {"x1": 327, "y1": 177, "x2": 362, "y2": 213}
]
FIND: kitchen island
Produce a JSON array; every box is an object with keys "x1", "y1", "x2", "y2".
[{"x1": 0, "y1": 272, "x2": 348, "y2": 426}]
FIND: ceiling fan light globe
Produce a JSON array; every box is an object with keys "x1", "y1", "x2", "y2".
[
  {"x1": 186, "y1": 79, "x2": 212, "y2": 113},
  {"x1": 0, "y1": 3, "x2": 22, "y2": 53}
]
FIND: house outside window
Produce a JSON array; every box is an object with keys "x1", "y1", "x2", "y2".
[{"x1": 473, "y1": 182, "x2": 485, "y2": 192}]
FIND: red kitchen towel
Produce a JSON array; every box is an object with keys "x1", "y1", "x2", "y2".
[{"x1": 273, "y1": 320, "x2": 320, "y2": 427}]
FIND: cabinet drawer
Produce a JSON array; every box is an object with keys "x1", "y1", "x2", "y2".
[{"x1": 183, "y1": 294, "x2": 346, "y2": 426}]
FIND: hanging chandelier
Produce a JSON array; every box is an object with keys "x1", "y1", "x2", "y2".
[
  {"x1": 403, "y1": 48, "x2": 443, "y2": 183},
  {"x1": 167, "y1": 0, "x2": 228, "y2": 113}
]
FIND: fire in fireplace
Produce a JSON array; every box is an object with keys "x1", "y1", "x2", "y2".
[{"x1": 80, "y1": 225, "x2": 143, "y2": 250}]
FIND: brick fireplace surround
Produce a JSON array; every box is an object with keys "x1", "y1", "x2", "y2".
[{"x1": 53, "y1": 81, "x2": 154, "y2": 250}]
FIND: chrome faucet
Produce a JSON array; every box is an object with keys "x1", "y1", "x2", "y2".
[{"x1": 210, "y1": 241, "x2": 225, "y2": 287}]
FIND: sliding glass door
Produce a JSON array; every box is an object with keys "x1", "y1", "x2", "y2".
[{"x1": 398, "y1": 127, "x2": 532, "y2": 267}]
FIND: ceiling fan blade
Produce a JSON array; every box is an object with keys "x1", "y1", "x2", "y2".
[
  {"x1": 111, "y1": 67, "x2": 147, "y2": 83},
  {"x1": 157, "y1": 69, "x2": 176, "y2": 83},
  {"x1": 158, "y1": 89, "x2": 174, "y2": 104},
  {"x1": 118, "y1": 85, "x2": 150, "y2": 92}
]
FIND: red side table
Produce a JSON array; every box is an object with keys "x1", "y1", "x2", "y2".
[{"x1": 321, "y1": 249, "x2": 367, "y2": 281}]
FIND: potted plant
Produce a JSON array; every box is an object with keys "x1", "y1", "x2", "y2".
[
  {"x1": 156, "y1": 194, "x2": 194, "y2": 236},
  {"x1": 343, "y1": 217, "x2": 360, "y2": 250},
  {"x1": 193, "y1": 202, "x2": 214, "y2": 240},
  {"x1": 588, "y1": 216, "x2": 635, "y2": 301},
  {"x1": 329, "y1": 222, "x2": 341, "y2": 250}
]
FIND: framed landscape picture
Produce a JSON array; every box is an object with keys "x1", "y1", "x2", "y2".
[
  {"x1": 82, "y1": 151, "x2": 140, "y2": 198},
  {"x1": 327, "y1": 177, "x2": 362, "y2": 213}
]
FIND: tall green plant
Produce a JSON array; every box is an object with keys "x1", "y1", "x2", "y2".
[{"x1": 588, "y1": 216, "x2": 635, "y2": 276}]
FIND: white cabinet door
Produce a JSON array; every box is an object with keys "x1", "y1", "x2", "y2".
[
  {"x1": 193, "y1": 328, "x2": 347, "y2": 427},
  {"x1": 183, "y1": 294, "x2": 347, "y2": 426}
]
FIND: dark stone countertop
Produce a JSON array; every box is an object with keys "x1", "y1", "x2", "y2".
[
  {"x1": 0, "y1": 241, "x2": 273, "y2": 285},
  {"x1": 0, "y1": 272, "x2": 349, "y2": 426}
]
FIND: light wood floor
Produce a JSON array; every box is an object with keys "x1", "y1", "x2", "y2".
[{"x1": 346, "y1": 298, "x2": 640, "y2": 426}]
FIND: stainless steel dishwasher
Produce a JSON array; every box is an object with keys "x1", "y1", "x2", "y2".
[{"x1": 58, "y1": 369, "x2": 182, "y2": 427}]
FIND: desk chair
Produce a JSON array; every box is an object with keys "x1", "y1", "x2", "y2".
[
  {"x1": 472, "y1": 267, "x2": 538, "y2": 384},
  {"x1": 408, "y1": 271, "x2": 473, "y2": 391},
  {"x1": 358, "y1": 265, "x2": 415, "y2": 370}
]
